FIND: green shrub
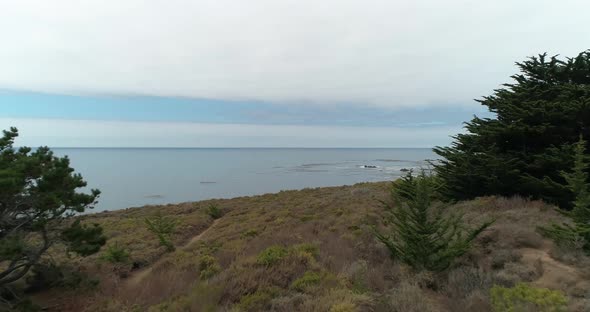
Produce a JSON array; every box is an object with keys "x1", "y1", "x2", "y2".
[
  {"x1": 292, "y1": 243, "x2": 319, "y2": 259},
  {"x1": 198, "y1": 255, "x2": 221, "y2": 279},
  {"x1": 238, "y1": 288, "x2": 280, "y2": 312},
  {"x1": 490, "y1": 283, "x2": 568, "y2": 312},
  {"x1": 373, "y1": 170, "x2": 494, "y2": 272},
  {"x1": 206, "y1": 204, "x2": 223, "y2": 219},
  {"x1": 25, "y1": 262, "x2": 98, "y2": 292},
  {"x1": 256, "y1": 246, "x2": 288, "y2": 266},
  {"x1": 291, "y1": 271, "x2": 322, "y2": 292},
  {"x1": 299, "y1": 214, "x2": 314, "y2": 222},
  {"x1": 329, "y1": 303, "x2": 357, "y2": 312},
  {"x1": 101, "y1": 242, "x2": 130, "y2": 264},
  {"x1": 145, "y1": 212, "x2": 177, "y2": 252},
  {"x1": 242, "y1": 229, "x2": 259, "y2": 238}
]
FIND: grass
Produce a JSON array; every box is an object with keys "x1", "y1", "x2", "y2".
[{"x1": 30, "y1": 182, "x2": 590, "y2": 312}]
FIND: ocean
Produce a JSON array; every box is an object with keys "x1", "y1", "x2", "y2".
[{"x1": 53, "y1": 148, "x2": 437, "y2": 212}]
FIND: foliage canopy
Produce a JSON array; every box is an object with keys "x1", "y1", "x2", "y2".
[
  {"x1": 0, "y1": 128, "x2": 105, "y2": 291},
  {"x1": 434, "y1": 51, "x2": 590, "y2": 208},
  {"x1": 539, "y1": 137, "x2": 590, "y2": 252}
]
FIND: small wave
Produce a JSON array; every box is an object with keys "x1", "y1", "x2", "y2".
[
  {"x1": 144, "y1": 194, "x2": 164, "y2": 199},
  {"x1": 290, "y1": 168, "x2": 331, "y2": 173},
  {"x1": 374, "y1": 159, "x2": 402, "y2": 162},
  {"x1": 200, "y1": 181, "x2": 217, "y2": 184},
  {"x1": 300, "y1": 163, "x2": 337, "y2": 167}
]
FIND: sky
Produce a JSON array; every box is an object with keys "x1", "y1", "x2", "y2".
[{"x1": 1, "y1": 0, "x2": 589, "y2": 147}]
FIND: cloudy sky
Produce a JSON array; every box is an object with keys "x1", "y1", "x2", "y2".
[{"x1": 1, "y1": 0, "x2": 588, "y2": 147}]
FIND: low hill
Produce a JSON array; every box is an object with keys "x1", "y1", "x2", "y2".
[{"x1": 33, "y1": 182, "x2": 589, "y2": 311}]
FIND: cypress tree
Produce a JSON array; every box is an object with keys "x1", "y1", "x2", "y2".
[
  {"x1": 539, "y1": 137, "x2": 590, "y2": 252},
  {"x1": 434, "y1": 51, "x2": 590, "y2": 208}
]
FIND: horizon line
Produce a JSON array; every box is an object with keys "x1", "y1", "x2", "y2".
[{"x1": 44, "y1": 146, "x2": 436, "y2": 149}]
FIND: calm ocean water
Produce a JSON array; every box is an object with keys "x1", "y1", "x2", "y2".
[{"x1": 53, "y1": 148, "x2": 437, "y2": 212}]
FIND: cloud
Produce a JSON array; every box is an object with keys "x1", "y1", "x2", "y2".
[
  {"x1": 1, "y1": 118, "x2": 462, "y2": 148},
  {"x1": 1, "y1": 0, "x2": 588, "y2": 108}
]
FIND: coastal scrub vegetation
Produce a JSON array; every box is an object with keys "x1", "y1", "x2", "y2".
[
  {"x1": 0, "y1": 128, "x2": 105, "y2": 310},
  {"x1": 38, "y1": 183, "x2": 589, "y2": 311},
  {"x1": 6, "y1": 50, "x2": 590, "y2": 311}
]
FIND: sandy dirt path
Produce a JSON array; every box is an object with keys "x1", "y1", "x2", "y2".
[{"x1": 124, "y1": 219, "x2": 220, "y2": 288}]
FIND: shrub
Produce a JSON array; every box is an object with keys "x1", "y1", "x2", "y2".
[
  {"x1": 238, "y1": 288, "x2": 280, "y2": 312},
  {"x1": 206, "y1": 204, "x2": 223, "y2": 219},
  {"x1": 386, "y1": 281, "x2": 438, "y2": 312},
  {"x1": 292, "y1": 243, "x2": 320, "y2": 259},
  {"x1": 291, "y1": 271, "x2": 322, "y2": 292},
  {"x1": 256, "y1": 246, "x2": 288, "y2": 266},
  {"x1": 330, "y1": 303, "x2": 358, "y2": 312},
  {"x1": 446, "y1": 267, "x2": 494, "y2": 299},
  {"x1": 341, "y1": 261, "x2": 369, "y2": 294},
  {"x1": 373, "y1": 170, "x2": 494, "y2": 271},
  {"x1": 145, "y1": 212, "x2": 177, "y2": 252},
  {"x1": 242, "y1": 229, "x2": 259, "y2": 238},
  {"x1": 198, "y1": 255, "x2": 221, "y2": 279},
  {"x1": 490, "y1": 283, "x2": 568, "y2": 312},
  {"x1": 491, "y1": 250, "x2": 522, "y2": 270},
  {"x1": 25, "y1": 262, "x2": 98, "y2": 292},
  {"x1": 101, "y1": 242, "x2": 130, "y2": 264}
]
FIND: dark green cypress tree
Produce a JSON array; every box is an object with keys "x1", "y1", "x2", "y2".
[
  {"x1": 434, "y1": 51, "x2": 590, "y2": 208},
  {"x1": 539, "y1": 137, "x2": 590, "y2": 252},
  {"x1": 373, "y1": 170, "x2": 493, "y2": 272}
]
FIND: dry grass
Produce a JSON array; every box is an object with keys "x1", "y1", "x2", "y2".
[{"x1": 28, "y1": 183, "x2": 590, "y2": 312}]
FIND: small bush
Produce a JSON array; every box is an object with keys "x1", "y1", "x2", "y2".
[
  {"x1": 373, "y1": 170, "x2": 494, "y2": 272},
  {"x1": 198, "y1": 255, "x2": 221, "y2": 279},
  {"x1": 25, "y1": 262, "x2": 64, "y2": 292},
  {"x1": 238, "y1": 288, "x2": 280, "y2": 312},
  {"x1": 242, "y1": 229, "x2": 259, "y2": 238},
  {"x1": 299, "y1": 214, "x2": 314, "y2": 222},
  {"x1": 341, "y1": 261, "x2": 369, "y2": 294},
  {"x1": 25, "y1": 262, "x2": 98, "y2": 292},
  {"x1": 256, "y1": 246, "x2": 288, "y2": 266},
  {"x1": 101, "y1": 242, "x2": 130, "y2": 264},
  {"x1": 145, "y1": 212, "x2": 177, "y2": 252},
  {"x1": 491, "y1": 250, "x2": 522, "y2": 270},
  {"x1": 330, "y1": 303, "x2": 358, "y2": 312},
  {"x1": 386, "y1": 281, "x2": 438, "y2": 312},
  {"x1": 446, "y1": 267, "x2": 494, "y2": 299},
  {"x1": 292, "y1": 243, "x2": 320, "y2": 259},
  {"x1": 206, "y1": 204, "x2": 223, "y2": 219},
  {"x1": 490, "y1": 283, "x2": 568, "y2": 312},
  {"x1": 291, "y1": 271, "x2": 322, "y2": 292},
  {"x1": 495, "y1": 263, "x2": 542, "y2": 286}
]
